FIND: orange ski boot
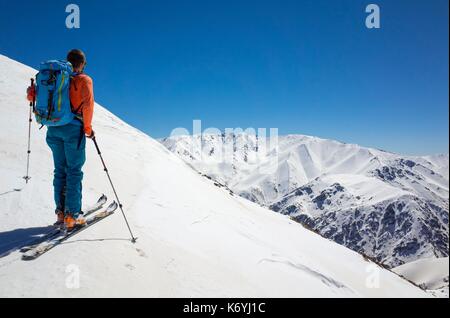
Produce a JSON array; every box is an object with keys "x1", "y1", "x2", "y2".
[
  {"x1": 54, "y1": 210, "x2": 65, "y2": 227},
  {"x1": 64, "y1": 214, "x2": 86, "y2": 232}
]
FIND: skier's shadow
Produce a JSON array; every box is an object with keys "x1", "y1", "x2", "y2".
[{"x1": 0, "y1": 226, "x2": 54, "y2": 258}]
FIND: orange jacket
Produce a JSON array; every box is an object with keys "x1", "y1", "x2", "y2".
[{"x1": 70, "y1": 74, "x2": 94, "y2": 136}]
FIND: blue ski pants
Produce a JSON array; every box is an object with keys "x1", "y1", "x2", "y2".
[{"x1": 46, "y1": 121, "x2": 85, "y2": 217}]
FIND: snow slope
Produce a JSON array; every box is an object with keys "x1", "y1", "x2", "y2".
[
  {"x1": 0, "y1": 54, "x2": 428, "y2": 297},
  {"x1": 393, "y1": 257, "x2": 449, "y2": 298},
  {"x1": 161, "y1": 128, "x2": 449, "y2": 269}
]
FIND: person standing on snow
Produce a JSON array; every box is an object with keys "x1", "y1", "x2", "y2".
[{"x1": 27, "y1": 49, "x2": 95, "y2": 231}]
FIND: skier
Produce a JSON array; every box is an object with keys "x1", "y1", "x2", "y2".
[{"x1": 27, "y1": 49, "x2": 95, "y2": 231}]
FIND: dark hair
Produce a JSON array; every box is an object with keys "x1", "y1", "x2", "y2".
[{"x1": 67, "y1": 49, "x2": 86, "y2": 69}]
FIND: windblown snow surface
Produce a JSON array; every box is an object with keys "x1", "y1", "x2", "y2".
[
  {"x1": 393, "y1": 257, "x2": 449, "y2": 298},
  {"x1": 0, "y1": 54, "x2": 428, "y2": 297}
]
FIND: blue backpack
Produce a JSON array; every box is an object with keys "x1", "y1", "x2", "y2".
[{"x1": 35, "y1": 60, "x2": 76, "y2": 126}]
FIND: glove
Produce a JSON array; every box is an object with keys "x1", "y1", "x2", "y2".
[
  {"x1": 86, "y1": 130, "x2": 95, "y2": 139},
  {"x1": 26, "y1": 85, "x2": 36, "y2": 102}
]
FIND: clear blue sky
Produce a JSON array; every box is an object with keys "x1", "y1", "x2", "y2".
[{"x1": 0, "y1": 0, "x2": 448, "y2": 155}]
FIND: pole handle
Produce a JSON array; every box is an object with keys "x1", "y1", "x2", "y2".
[
  {"x1": 29, "y1": 78, "x2": 34, "y2": 107},
  {"x1": 92, "y1": 136, "x2": 101, "y2": 155}
]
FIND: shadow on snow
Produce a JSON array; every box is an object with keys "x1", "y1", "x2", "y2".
[{"x1": 0, "y1": 226, "x2": 54, "y2": 258}]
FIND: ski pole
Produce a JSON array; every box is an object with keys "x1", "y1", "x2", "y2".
[
  {"x1": 24, "y1": 78, "x2": 35, "y2": 184},
  {"x1": 92, "y1": 136, "x2": 137, "y2": 243}
]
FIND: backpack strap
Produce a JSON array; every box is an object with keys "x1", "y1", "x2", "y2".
[
  {"x1": 76, "y1": 124, "x2": 85, "y2": 150},
  {"x1": 69, "y1": 72, "x2": 86, "y2": 149},
  {"x1": 46, "y1": 90, "x2": 54, "y2": 120},
  {"x1": 46, "y1": 70, "x2": 57, "y2": 121},
  {"x1": 70, "y1": 73, "x2": 84, "y2": 122},
  {"x1": 73, "y1": 102, "x2": 84, "y2": 117}
]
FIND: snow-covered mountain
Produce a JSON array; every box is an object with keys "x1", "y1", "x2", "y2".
[
  {"x1": 0, "y1": 54, "x2": 429, "y2": 297},
  {"x1": 161, "y1": 133, "x2": 449, "y2": 269}
]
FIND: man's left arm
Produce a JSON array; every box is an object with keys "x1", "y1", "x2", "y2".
[{"x1": 81, "y1": 76, "x2": 95, "y2": 137}]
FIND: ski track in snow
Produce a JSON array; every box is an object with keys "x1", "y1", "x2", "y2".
[{"x1": 257, "y1": 256, "x2": 352, "y2": 292}]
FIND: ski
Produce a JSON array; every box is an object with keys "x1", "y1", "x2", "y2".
[
  {"x1": 22, "y1": 201, "x2": 118, "y2": 261},
  {"x1": 82, "y1": 194, "x2": 108, "y2": 216},
  {"x1": 19, "y1": 194, "x2": 107, "y2": 253}
]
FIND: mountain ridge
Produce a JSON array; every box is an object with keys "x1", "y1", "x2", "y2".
[{"x1": 161, "y1": 131, "x2": 449, "y2": 269}]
